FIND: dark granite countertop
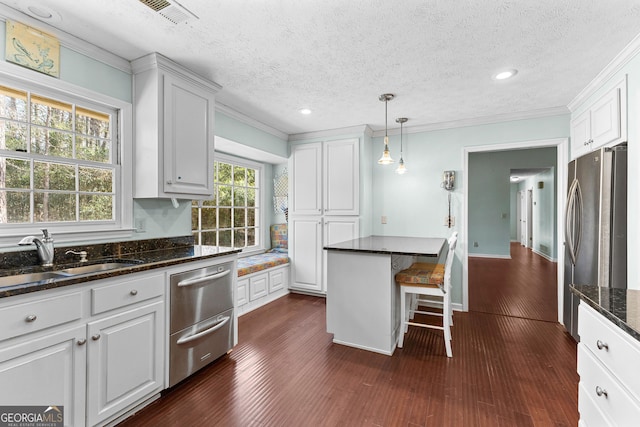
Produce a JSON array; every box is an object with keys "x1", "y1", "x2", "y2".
[
  {"x1": 571, "y1": 284, "x2": 640, "y2": 342},
  {"x1": 324, "y1": 235, "x2": 446, "y2": 257},
  {"x1": 0, "y1": 240, "x2": 241, "y2": 299}
]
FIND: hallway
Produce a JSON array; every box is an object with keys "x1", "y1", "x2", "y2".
[{"x1": 469, "y1": 242, "x2": 558, "y2": 322}]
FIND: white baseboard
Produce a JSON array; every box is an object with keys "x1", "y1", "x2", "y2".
[
  {"x1": 237, "y1": 288, "x2": 290, "y2": 316},
  {"x1": 532, "y1": 248, "x2": 557, "y2": 262},
  {"x1": 468, "y1": 253, "x2": 511, "y2": 259}
]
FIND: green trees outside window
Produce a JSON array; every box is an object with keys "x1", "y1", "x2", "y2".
[
  {"x1": 0, "y1": 85, "x2": 116, "y2": 225},
  {"x1": 192, "y1": 159, "x2": 260, "y2": 250}
]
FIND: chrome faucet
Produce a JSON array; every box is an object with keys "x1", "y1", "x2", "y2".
[{"x1": 19, "y1": 229, "x2": 55, "y2": 267}]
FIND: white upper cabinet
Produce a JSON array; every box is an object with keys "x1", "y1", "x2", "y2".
[
  {"x1": 324, "y1": 139, "x2": 360, "y2": 216},
  {"x1": 289, "y1": 138, "x2": 360, "y2": 216},
  {"x1": 290, "y1": 142, "x2": 323, "y2": 215},
  {"x1": 570, "y1": 77, "x2": 627, "y2": 160},
  {"x1": 132, "y1": 53, "x2": 221, "y2": 199}
]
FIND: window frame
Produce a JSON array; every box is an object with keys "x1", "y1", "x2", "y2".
[
  {"x1": 0, "y1": 68, "x2": 133, "y2": 247},
  {"x1": 192, "y1": 153, "x2": 265, "y2": 256}
]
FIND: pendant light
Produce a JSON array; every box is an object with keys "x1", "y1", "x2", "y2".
[
  {"x1": 395, "y1": 117, "x2": 408, "y2": 174},
  {"x1": 377, "y1": 93, "x2": 395, "y2": 164}
]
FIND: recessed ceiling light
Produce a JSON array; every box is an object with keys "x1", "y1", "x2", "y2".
[
  {"x1": 299, "y1": 108, "x2": 312, "y2": 115},
  {"x1": 28, "y1": 6, "x2": 52, "y2": 19},
  {"x1": 24, "y1": 3, "x2": 61, "y2": 21},
  {"x1": 510, "y1": 176, "x2": 520, "y2": 182},
  {"x1": 493, "y1": 69, "x2": 518, "y2": 80}
]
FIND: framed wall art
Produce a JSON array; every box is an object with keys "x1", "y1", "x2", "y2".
[{"x1": 5, "y1": 20, "x2": 60, "y2": 77}]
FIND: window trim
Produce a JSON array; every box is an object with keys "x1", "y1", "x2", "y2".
[
  {"x1": 0, "y1": 66, "x2": 133, "y2": 248},
  {"x1": 194, "y1": 152, "x2": 265, "y2": 256}
]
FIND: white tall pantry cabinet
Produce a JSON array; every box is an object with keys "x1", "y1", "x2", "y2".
[{"x1": 289, "y1": 138, "x2": 360, "y2": 294}]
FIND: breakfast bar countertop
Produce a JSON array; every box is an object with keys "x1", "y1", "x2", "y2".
[
  {"x1": 571, "y1": 284, "x2": 640, "y2": 343},
  {"x1": 324, "y1": 235, "x2": 446, "y2": 257}
]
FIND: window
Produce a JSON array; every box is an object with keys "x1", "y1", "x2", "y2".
[
  {"x1": 192, "y1": 155, "x2": 261, "y2": 251},
  {"x1": 0, "y1": 77, "x2": 129, "y2": 242}
]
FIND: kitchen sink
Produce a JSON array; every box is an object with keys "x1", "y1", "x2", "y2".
[
  {"x1": 0, "y1": 271, "x2": 66, "y2": 288},
  {"x1": 0, "y1": 260, "x2": 143, "y2": 288},
  {"x1": 56, "y1": 262, "x2": 140, "y2": 276}
]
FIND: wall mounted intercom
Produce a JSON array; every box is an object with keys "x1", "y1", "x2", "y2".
[{"x1": 442, "y1": 170, "x2": 455, "y2": 191}]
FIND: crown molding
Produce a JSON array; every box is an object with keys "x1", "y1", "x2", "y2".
[
  {"x1": 568, "y1": 32, "x2": 640, "y2": 111},
  {"x1": 370, "y1": 106, "x2": 570, "y2": 137},
  {"x1": 288, "y1": 124, "x2": 372, "y2": 142},
  {"x1": 0, "y1": 6, "x2": 132, "y2": 73},
  {"x1": 214, "y1": 102, "x2": 289, "y2": 141}
]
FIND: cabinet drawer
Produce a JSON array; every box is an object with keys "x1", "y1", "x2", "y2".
[
  {"x1": 578, "y1": 345, "x2": 640, "y2": 426},
  {"x1": 578, "y1": 303, "x2": 640, "y2": 400},
  {"x1": 0, "y1": 292, "x2": 82, "y2": 341},
  {"x1": 92, "y1": 273, "x2": 164, "y2": 315},
  {"x1": 578, "y1": 382, "x2": 613, "y2": 427}
]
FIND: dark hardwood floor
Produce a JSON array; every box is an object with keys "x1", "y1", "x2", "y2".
[
  {"x1": 469, "y1": 242, "x2": 558, "y2": 322},
  {"x1": 118, "y1": 246, "x2": 577, "y2": 426}
]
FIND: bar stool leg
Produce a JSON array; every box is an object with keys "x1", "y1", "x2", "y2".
[{"x1": 399, "y1": 287, "x2": 407, "y2": 348}]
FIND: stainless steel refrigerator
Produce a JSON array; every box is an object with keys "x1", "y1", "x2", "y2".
[{"x1": 563, "y1": 143, "x2": 627, "y2": 340}]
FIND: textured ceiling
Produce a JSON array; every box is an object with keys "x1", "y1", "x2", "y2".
[{"x1": 3, "y1": 0, "x2": 640, "y2": 136}]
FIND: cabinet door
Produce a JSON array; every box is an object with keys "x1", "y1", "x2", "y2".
[
  {"x1": 237, "y1": 277, "x2": 249, "y2": 306},
  {"x1": 590, "y1": 86, "x2": 621, "y2": 150},
  {"x1": 163, "y1": 73, "x2": 215, "y2": 198},
  {"x1": 570, "y1": 109, "x2": 591, "y2": 160},
  {"x1": 289, "y1": 143, "x2": 322, "y2": 215},
  {"x1": 269, "y1": 267, "x2": 288, "y2": 293},
  {"x1": 86, "y1": 301, "x2": 164, "y2": 427},
  {"x1": 324, "y1": 139, "x2": 359, "y2": 215},
  {"x1": 0, "y1": 326, "x2": 86, "y2": 427},
  {"x1": 249, "y1": 273, "x2": 268, "y2": 301},
  {"x1": 290, "y1": 217, "x2": 323, "y2": 293},
  {"x1": 322, "y1": 217, "x2": 359, "y2": 292}
]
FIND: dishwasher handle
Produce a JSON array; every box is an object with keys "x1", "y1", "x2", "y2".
[
  {"x1": 177, "y1": 269, "x2": 231, "y2": 287},
  {"x1": 176, "y1": 316, "x2": 230, "y2": 345}
]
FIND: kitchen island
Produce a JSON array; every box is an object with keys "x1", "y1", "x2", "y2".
[{"x1": 324, "y1": 236, "x2": 446, "y2": 355}]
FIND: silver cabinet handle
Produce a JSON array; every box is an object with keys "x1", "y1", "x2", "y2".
[
  {"x1": 177, "y1": 316, "x2": 230, "y2": 345},
  {"x1": 596, "y1": 340, "x2": 609, "y2": 350},
  {"x1": 177, "y1": 270, "x2": 230, "y2": 287},
  {"x1": 92, "y1": 334, "x2": 101, "y2": 341},
  {"x1": 130, "y1": 289, "x2": 138, "y2": 296},
  {"x1": 25, "y1": 315, "x2": 37, "y2": 322},
  {"x1": 77, "y1": 338, "x2": 86, "y2": 346},
  {"x1": 595, "y1": 386, "x2": 608, "y2": 398}
]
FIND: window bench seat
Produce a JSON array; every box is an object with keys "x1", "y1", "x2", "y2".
[
  {"x1": 236, "y1": 251, "x2": 290, "y2": 316},
  {"x1": 237, "y1": 251, "x2": 290, "y2": 277}
]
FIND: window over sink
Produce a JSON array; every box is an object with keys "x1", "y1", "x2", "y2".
[
  {"x1": 192, "y1": 154, "x2": 262, "y2": 252},
  {"x1": 0, "y1": 75, "x2": 131, "y2": 244}
]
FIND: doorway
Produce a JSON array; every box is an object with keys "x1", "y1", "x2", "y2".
[{"x1": 462, "y1": 138, "x2": 568, "y2": 323}]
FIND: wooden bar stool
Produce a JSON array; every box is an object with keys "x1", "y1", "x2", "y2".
[{"x1": 395, "y1": 232, "x2": 458, "y2": 357}]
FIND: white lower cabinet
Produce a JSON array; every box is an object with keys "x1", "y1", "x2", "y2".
[
  {"x1": 0, "y1": 271, "x2": 165, "y2": 427},
  {"x1": 0, "y1": 325, "x2": 86, "y2": 427},
  {"x1": 236, "y1": 264, "x2": 290, "y2": 316},
  {"x1": 577, "y1": 302, "x2": 640, "y2": 426},
  {"x1": 249, "y1": 273, "x2": 268, "y2": 301},
  {"x1": 86, "y1": 301, "x2": 164, "y2": 427},
  {"x1": 289, "y1": 216, "x2": 359, "y2": 295}
]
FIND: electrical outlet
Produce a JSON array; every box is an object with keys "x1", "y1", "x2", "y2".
[
  {"x1": 381, "y1": 215, "x2": 387, "y2": 224},
  {"x1": 135, "y1": 218, "x2": 146, "y2": 233},
  {"x1": 473, "y1": 241, "x2": 479, "y2": 247},
  {"x1": 444, "y1": 216, "x2": 455, "y2": 227}
]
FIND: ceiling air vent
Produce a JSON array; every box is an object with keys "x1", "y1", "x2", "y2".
[{"x1": 138, "y1": 0, "x2": 198, "y2": 24}]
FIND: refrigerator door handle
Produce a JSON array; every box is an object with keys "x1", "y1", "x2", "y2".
[{"x1": 565, "y1": 179, "x2": 582, "y2": 266}]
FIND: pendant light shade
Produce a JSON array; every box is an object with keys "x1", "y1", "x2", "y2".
[
  {"x1": 377, "y1": 93, "x2": 394, "y2": 165},
  {"x1": 395, "y1": 117, "x2": 408, "y2": 175}
]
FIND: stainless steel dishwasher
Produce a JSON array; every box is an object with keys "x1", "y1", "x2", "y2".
[{"x1": 169, "y1": 261, "x2": 234, "y2": 387}]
